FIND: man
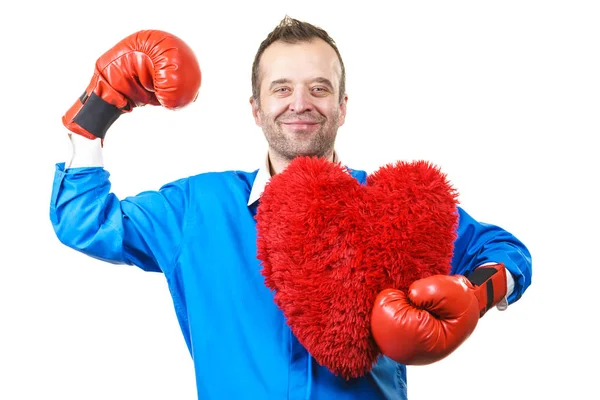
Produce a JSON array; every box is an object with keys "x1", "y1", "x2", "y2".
[{"x1": 50, "y1": 16, "x2": 532, "y2": 400}]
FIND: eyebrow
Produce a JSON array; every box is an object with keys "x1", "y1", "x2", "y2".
[
  {"x1": 269, "y1": 77, "x2": 335, "y2": 91},
  {"x1": 269, "y1": 79, "x2": 291, "y2": 90},
  {"x1": 313, "y1": 77, "x2": 334, "y2": 90}
]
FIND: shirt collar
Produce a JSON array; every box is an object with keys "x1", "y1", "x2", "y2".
[{"x1": 247, "y1": 151, "x2": 340, "y2": 207}]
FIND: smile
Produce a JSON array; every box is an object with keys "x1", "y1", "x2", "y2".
[{"x1": 282, "y1": 121, "x2": 320, "y2": 130}]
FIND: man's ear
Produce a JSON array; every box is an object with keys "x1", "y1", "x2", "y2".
[
  {"x1": 338, "y1": 93, "x2": 348, "y2": 127},
  {"x1": 250, "y1": 96, "x2": 261, "y2": 127}
]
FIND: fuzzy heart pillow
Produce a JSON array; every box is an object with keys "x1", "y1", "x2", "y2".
[{"x1": 255, "y1": 156, "x2": 459, "y2": 379}]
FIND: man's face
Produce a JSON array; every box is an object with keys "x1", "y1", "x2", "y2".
[{"x1": 251, "y1": 39, "x2": 347, "y2": 163}]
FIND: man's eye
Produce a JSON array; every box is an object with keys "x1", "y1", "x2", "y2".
[{"x1": 275, "y1": 87, "x2": 290, "y2": 93}]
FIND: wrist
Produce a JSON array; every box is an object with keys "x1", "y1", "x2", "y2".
[
  {"x1": 66, "y1": 132, "x2": 104, "y2": 169},
  {"x1": 466, "y1": 263, "x2": 508, "y2": 317}
]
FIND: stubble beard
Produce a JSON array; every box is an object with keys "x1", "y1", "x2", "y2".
[{"x1": 260, "y1": 109, "x2": 340, "y2": 162}]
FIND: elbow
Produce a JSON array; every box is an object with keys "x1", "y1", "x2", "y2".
[{"x1": 49, "y1": 205, "x2": 125, "y2": 265}]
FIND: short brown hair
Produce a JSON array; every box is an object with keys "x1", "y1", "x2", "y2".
[{"x1": 251, "y1": 16, "x2": 346, "y2": 105}]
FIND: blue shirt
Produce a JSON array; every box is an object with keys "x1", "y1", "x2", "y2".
[{"x1": 49, "y1": 162, "x2": 532, "y2": 400}]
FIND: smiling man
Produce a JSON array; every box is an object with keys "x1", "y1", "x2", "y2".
[
  {"x1": 50, "y1": 16, "x2": 532, "y2": 400},
  {"x1": 250, "y1": 35, "x2": 347, "y2": 174}
]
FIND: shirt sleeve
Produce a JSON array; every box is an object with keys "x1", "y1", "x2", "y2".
[
  {"x1": 49, "y1": 161, "x2": 189, "y2": 274},
  {"x1": 451, "y1": 207, "x2": 532, "y2": 305}
]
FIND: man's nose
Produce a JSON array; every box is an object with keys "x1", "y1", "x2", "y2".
[{"x1": 289, "y1": 88, "x2": 313, "y2": 113}]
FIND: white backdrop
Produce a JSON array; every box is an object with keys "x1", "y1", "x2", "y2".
[{"x1": 1, "y1": 1, "x2": 598, "y2": 399}]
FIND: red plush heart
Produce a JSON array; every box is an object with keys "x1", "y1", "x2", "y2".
[{"x1": 255, "y1": 156, "x2": 459, "y2": 379}]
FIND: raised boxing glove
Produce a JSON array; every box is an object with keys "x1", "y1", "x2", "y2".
[
  {"x1": 370, "y1": 263, "x2": 507, "y2": 365},
  {"x1": 62, "y1": 30, "x2": 201, "y2": 140}
]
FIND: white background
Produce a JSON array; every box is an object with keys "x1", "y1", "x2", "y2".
[{"x1": 1, "y1": 0, "x2": 598, "y2": 399}]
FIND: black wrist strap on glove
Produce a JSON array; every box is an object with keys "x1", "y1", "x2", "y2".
[
  {"x1": 72, "y1": 92, "x2": 126, "y2": 139},
  {"x1": 467, "y1": 263, "x2": 507, "y2": 317}
]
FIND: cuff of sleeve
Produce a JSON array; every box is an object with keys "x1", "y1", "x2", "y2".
[
  {"x1": 67, "y1": 132, "x2": 104, "y2": 169},
  {"x1": 496, "y1": 272, "x2": 515, "y2": 311}
]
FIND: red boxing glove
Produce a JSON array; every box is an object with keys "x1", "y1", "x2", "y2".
[
  {"x1": 63, "y1": 30, "x2": 202, "y2": 140},
  {"x1": 371, "y1": 263, "x2": 507, "y2": 365}
]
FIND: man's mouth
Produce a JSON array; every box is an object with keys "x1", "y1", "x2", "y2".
[
  {"x1": 281, "y1": 122, "x2": 320, "y2": 132},
  {"x1": 281, "y1": 120, "x2": 319, "y2": 125}
]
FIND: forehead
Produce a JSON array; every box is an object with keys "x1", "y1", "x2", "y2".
[{"x1": 259, "y1": 39, "x2": 342, "y2": 88}]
